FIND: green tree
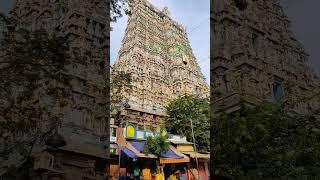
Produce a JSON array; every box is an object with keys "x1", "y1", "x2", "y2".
[
  {"x1": 144, "y1": 134, "x2": 170, "y2": 155},
  {"x1": 110, "y1": 69, "x2": 133, "y2": 123},
  {"x1": 211, "y1": 102, "x2": 320, "y2": 178},
  {"x1": 165, "y1": 94, "x2": 210, "y2": 152}
]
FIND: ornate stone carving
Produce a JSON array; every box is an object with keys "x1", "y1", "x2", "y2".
[
  {"x1": 212, "y1": 0, "x2": 320, "y2": 114},
  {"x1": 10, "y1": 0, "x2": 109, "y2": 179},
  {"x1": 113, "y1": 0, "x2": 209, "y2": 113},
  {"x1": 113, "y1": 0, "x2": 209, "y2": 129}
]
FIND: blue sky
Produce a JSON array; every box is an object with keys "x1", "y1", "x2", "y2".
[{"x1": 110, "y1": 0, "x2": 210, "y2": 83}]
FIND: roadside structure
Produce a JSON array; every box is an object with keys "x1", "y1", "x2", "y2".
[{"x1": 109, "y1": 120, "x2": 210, "y2": 179}]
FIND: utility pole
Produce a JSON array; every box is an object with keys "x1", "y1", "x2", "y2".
[
  {"x1": 117, "y1": 118, "x2": 123, "y2": 179},
  {"x1": 190, "y1": 118, "x2": 200, "y2": 180},
  {"x1": 117, "y1": 99, "x2": 130, "y2": 179}
]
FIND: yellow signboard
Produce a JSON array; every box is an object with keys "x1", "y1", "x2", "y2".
[
  {"x1": 176, "y1": 145, "x2": 194, "y2": 152},
  {"x1": 126, "y1": 124, "x2": 136, "y2": 138}
]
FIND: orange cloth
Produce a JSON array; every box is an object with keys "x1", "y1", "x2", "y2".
[
  {"x1": 186, "y1": 169, "x2": 192, "y2": 180},
  {"x1": 110, "y1": 165, "x2": 119, "y2": 177},
  {"x1": 142, "y1": 168, "x2": 152, "y2": 180}
]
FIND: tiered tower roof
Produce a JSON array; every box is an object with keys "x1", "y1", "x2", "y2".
[{"x1": 113, "y1": 0, "x2": 209, "y2": 113}]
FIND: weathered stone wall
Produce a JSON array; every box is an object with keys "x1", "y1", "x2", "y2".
[
  {"x1": 12, "y1": 0, "x2": 108, "y2": 139},
  {"x1": 3, "y1": 0, "x2": 110, "y2": 179},
  {"x1": 212, "y1": 0, "x2": 320, "y2": 114},
  {"x1": 120, "y1": 106, "x2": 166, "y2": 131}
]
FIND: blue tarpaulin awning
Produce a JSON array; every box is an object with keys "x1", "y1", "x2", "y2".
[
  {"x1": 161, "y1": 148, "x2": 183, "y2": 159},
  {"x1": 129, "y1": 141, "x2": 182, "y2": 159},
  {"x1": 121, "y1": 147, "x2": 137, "y2": 159},
  {"x1": 130, "y1": 141, "x2": 144, "y2": 152}
]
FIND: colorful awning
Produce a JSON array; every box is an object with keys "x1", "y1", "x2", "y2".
[
  {"x1": 126, "y1": 141, "x2": 157, "y2": 158},
  {"x1": 128, "y1": 141, "x2": 188, "y2": 162},
  {"x1": 176, "y1": 144, "x2": 194, "y2": 152},
  {"x1": 182, "y1": 151, "x2": 210, "y2": 159},
  {"x1": 121, "y1": 147, "x2": 137, "y2": 159},
  {"x1": 160, "y1": 145, "x2": 190, "y2": 164},
  {"x1": 129, "y1": 141, "x2": 183, "y2": 159},
  {"x1": 161, "y1": 148, "x2": 183, "y2": 159},
  {"x1": 129, "y1": 141, "x2": 144, "y2": 152}
]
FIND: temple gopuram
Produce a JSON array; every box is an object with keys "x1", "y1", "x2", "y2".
[
  {"x1": 112, "y1": 0, "x2": 209, "y2": 130},
  {"x1": 8, "y1": 0, "x2": 109, "y2": 179},
  {"x1": 212, "y1": 0, "x2": 320, "y2": 114}
]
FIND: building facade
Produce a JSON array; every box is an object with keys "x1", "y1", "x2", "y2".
[
  {"x1": 212, "y1": 0, "x2": 320, "y2": 114},
  {"x1": 109, "y1": 122, "x2": 210, "y2": 179},
  {"x1": 9, "y1": 0, "x2": 109, "y2": 179},
  {"x1": 113, "y1": 0, "x2": 209, "y2": 118}
]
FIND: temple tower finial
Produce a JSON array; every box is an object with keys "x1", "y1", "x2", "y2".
[{"x1": 162, "y1": 6, "x2": 170, "y2": 16}]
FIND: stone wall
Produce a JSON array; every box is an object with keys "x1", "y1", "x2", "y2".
[
  {"x1": 212, "y1": 0, "x2": 320, "y2": 114},
  {"x1": 2, "y1": 0, "x2": 110, "y2": 179}
]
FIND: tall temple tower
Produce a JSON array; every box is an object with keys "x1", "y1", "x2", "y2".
[
  {"x1": 212, "y1": 0, "x2": 320, "y2": 114},
  {"x1": 10, "y1": 0, "x2": 109, "y2": 179},
  {"x1": 113, "y1": 0, "x2": 209, "y2": 127}
]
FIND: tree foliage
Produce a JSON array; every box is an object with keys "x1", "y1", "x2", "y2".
[
  {"x1": 212, "y1": 102, "x2": 320, "y2": 178},
  {"x1": 110, "y1": 70, "x2": 132, "y2": 105},
  {"x1": 144, "y1": 134, "x2": 170, "y2": 155},
  {"x1": 165, "y1": 94, "x2": 210, "y2": 152},
  {"x1": 110, "y1": 69, "x2": 133, "y2": 123}
]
